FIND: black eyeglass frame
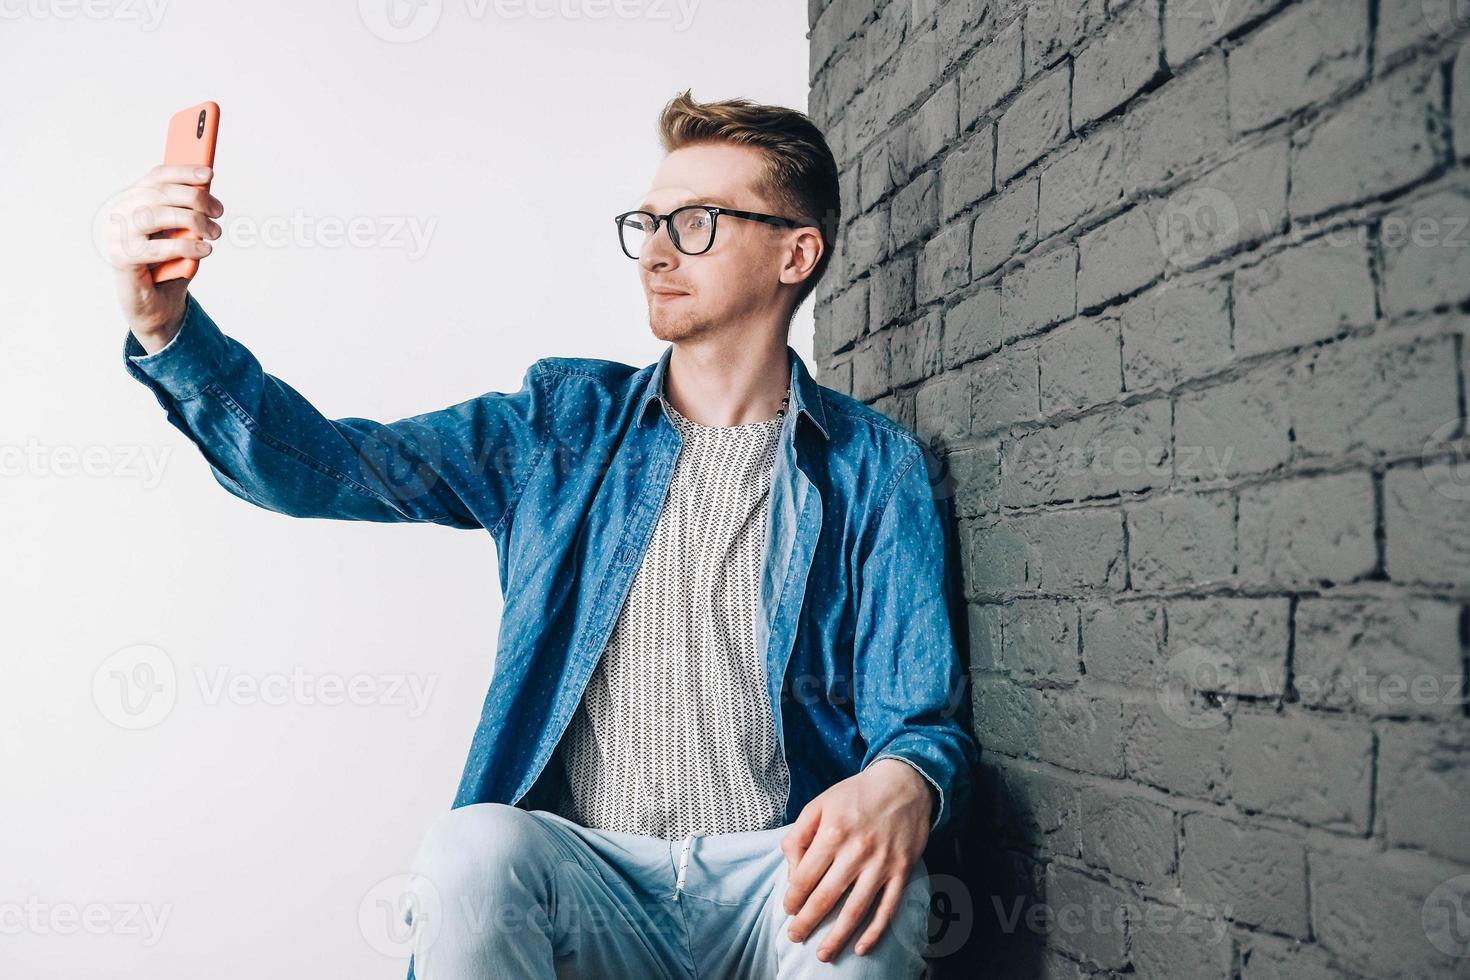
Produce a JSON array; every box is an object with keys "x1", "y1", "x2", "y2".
[{"x1": 613, "y1": 205, "x2": 814, "y2": 259}]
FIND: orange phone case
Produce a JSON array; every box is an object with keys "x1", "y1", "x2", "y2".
[{"x1": 152, "y1": 101, "x2": 220, "y2": 284}]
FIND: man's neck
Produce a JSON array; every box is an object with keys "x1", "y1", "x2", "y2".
[{"x1": 662, "y1": 335, "x2": 792, "y2": 427}]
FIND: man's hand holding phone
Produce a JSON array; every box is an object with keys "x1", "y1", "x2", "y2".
[
  {"x1": 105, "y1": 165, "x2": 224, "y2": 354},
  {"x1": 107, "y1": 101, "x2": 223, "y2": 355}
]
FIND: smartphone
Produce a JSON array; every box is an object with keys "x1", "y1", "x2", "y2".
[{"x1": 151, "y1": 101, "x2": 220, "y2": 284}]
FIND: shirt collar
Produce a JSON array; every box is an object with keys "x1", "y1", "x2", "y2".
[{"x1": 638, "y1": 344, "x2": 830, "y2": 440}]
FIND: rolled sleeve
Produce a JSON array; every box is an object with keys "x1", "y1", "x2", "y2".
[{"x1": 121, "y1": 293, "x2": 559, "y2": 530}]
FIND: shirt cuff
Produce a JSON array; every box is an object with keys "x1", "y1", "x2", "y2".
[{"x1": 123, "y1": 293, "x2": 229, "y2": 401}]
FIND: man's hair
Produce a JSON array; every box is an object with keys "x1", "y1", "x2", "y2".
[{"x1": 657, "y1": 89, "x2": 841, "y2": 319}]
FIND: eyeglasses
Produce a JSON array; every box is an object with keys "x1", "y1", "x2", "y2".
[{"x1": 614, "y1": 204, "x2": 809, "y2": 259}]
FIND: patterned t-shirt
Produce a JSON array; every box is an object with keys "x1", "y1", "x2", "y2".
[{"x1": 551, "y1": 395, "x2": 791, "y2": 839}]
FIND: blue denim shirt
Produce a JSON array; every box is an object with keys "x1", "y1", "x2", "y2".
[{"x1": 123, "y1": 294, "x2": 979, "y2": 848}]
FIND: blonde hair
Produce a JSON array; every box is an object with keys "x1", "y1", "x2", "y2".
[{"x1": 657, "y1": 89, "x2": 841, "y2": 315}]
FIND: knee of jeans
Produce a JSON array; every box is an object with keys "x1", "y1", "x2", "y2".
[{"x1": 411, "y1": 802, "x2": 549, "y2": 900}]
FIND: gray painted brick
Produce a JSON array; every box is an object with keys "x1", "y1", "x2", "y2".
[
  {"x1": 992, "y1": 760, "x2": 1083, "y2": 855},
  {"x1": 1081, "y1": 600, "x2": 1163, "y2": 686},
  {"x1": 970, "y1": 343, "x2": 1040, "y2": 431},
  {"x1": 1129, "y1": 903, "x2": 1233, "y2": 979},
  {"x1": 917, "y1": 218, "x2": 972, "y2": 303},
  {"x1": 1038, "y1": 690, "x2": 1126, "y2": 777},
  {"x1": 889, "y1": 169, "x2": 940, "y2": 248},
  {"x1": 1289, "y1": 61, "x2": 1443, "y2": 219},
  {"x1": 1077, "y1": 786, "x2": 1176, "y2": 886},
  {"x1": 1124, "y1": 700, "x2": 1229, "y2": 801},
  {"x1": 1042, "y1": 863, "x2": 1128, "y2": 970},
  {"x1": 909, "y1": 79, "x2": 958, "y2": 172},
  {"x1": 1311, "y1": 846, "x2": 1467, "y2": 977},
  {"x1": 1119, "y1": 278, "x2": 1233, "y2": 390},
  {"x1": 1377, "y1": 726, "x2": 1470, "y2": 862},
  {"x1": 851, "y1": 332, "x2": 891, "y2": 401},
  {"x1": 1226, "y1": 0, "x2": 1368, "y2": 132},
  {"x1": 1037, "y1": 313, "x2": 1123, "y2": 414},
  {"x1": 1072, "y1": 0, "x2": 1163, "y2": 126},
  {"x1": 1001, "y1": 599, "x2": 1080, "y2": 682},
  {"x1": 1380, "y1": 184, "x2": 1470, "y2": 315},
  {"x1": 939, "y1": 123, "x2": 995, "y2": 220},
  {"x1": 1294, "y1": 598, "x2": 1463, "y2": 718},
  {"x1": 943, "y1": 285, "x2": 1004, "y2": 365},
  {"x1": 1385, "y1": 462, "x2": 1470, "y2": 587},
  {"x1": 1238, "y1": 932, "x2": 1341, "y2": 980},
  {"x1": 887, "y1": 311, "x2": 943, "y2": 389},
  {"x1": 1024, "y1": 0, "x2": 1101, "y2": 76},
  {"x1": 969, "y1": 674, "x2": 1041, "y2": 756},
  {"x1": 948, "y1": 438, "x2": 1001, "y2": 517},
  {"x1": 825, "y1": 280, "x2": 868, "y2": 356},
  {"x1": 869, "y1": 255, "x2": 914, "y2": 330},
  {"x1": 1163, "y1": 0, "x2": 1278, "y2": 67},
  {"x1": 1127, "y1": 492, "x2": 1237, "y2": 590},
  {"x1": 971, "y1": 175, "x2": 1039, "y2": 277},
  {"x1": 1227, "y1": 712, "x2": 1374, "y2": 831},
  {"x1": 1376, "y1": 0, "x2": 1466, "y2": 64},
  {"x1": 1121, "y1": 52, "x2": 1230, "y2": 188},
  {"x1": 1012, "y1": 506, "x2": 1129, "y2": 592},
  {"x1": 996, "y1": 62, "x2": 1072, "y2": 181},
  {"x1": 1180, "y1": 812, "x2": 1309, "y2": 936},
  {"x1": 1457, "y1": 44, "x2": 1470, "y2": 160},
  {"x1": 1174, "y1": 360, "x2": 1292, "y2": 481},
  {"x1": 959, "y1": 16, "x2": 1023, "y2": 130},
  {"x1": 1168, "y1": 597, "x2": 1290, "y2": 697},
  {"x1": 1077, "y1": 201, "x2": 1166, "y2": 310},
  {"x1": 914, "y1": 370, "x2": 971, "y2": 446},
  {"x1": 1157, "y1": 140, "x2": 1289, "y2": 270},
  {"x1": 841, "y1": 205, "x2": 889, "y2": 283},
  {"x1": 1291, "y1": 330, "x2": 1460, "y2": 458},
  {"x1": 1233, "y1": 236, "x2": 1377, "y2": 358},
  {"x1": 1001, "y1": 243, "x2": 1078, "y2": 339},
  {"x1": 1001, "y1": 399, "x2": 1171, "y2": 504},
  {"x1": 1238, "y1": 472, "x2": 1378, "y2": 586},
  {"x1": 1038, "y1": 126, "x2": 1126, "y2": 237}
]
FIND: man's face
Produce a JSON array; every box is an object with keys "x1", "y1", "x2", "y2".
[{"x1": 633, "y1": 142, "x2": 810, "y2": 344}]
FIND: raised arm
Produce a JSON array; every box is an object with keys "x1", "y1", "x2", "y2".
[{"x1": 107, "y1": 165, "x2": 556, "y2": 530}]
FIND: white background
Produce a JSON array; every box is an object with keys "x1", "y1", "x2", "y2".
[{"x1": 0, "y1": 0, "x2": 813, "y2": 974}]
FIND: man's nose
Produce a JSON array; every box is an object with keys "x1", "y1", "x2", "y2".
[{"x1": 638, "y1": 220, "x2": 680, "y2": 271}]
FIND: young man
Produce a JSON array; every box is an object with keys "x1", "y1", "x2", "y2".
[{"x1": 110, "y1": 90, "x2": 978, "y2": 978}]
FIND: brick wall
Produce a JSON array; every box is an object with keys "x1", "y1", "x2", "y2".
[{"x1": 808, "y1": 0, "x2": 1470, "y2": 976}]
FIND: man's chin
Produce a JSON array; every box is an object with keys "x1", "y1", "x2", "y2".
[{"x1": 648, "y1": 313, "x2": 704, "y2": 343}]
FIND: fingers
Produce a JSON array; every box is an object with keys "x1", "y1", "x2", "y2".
[
  {"x1": 854, "y1": 874, "x2": 908, "y2": 957},
  {"x1": 147, "y1": 179, "x2": 224, "y2": 218},
  {"x1": 786, "y1": 849, "x2": 857, "y2": 943},
  {"x1": 779, "y1": 805, "x2": 819, "y2": 883},
  {"x1": 118, "y1": 235, "x2": 214, "y2": 269},
  {"x1": 812, "y1": 868, "x2": 884, "y2": 962},
  {"x1": 782, "y1": 829, "x2": 838, "y2": 917},
  {"x1": 145, "y1": 163, "x2": 214, "y2": 186},
  {"x1": 103, "y1": 198, "x2": 221, "y2": 270}
]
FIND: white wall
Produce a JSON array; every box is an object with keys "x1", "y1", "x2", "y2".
[{"x1": 0, "y1": 1, "x2": 812, "y2": 974}]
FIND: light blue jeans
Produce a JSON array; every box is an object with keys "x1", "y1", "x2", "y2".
[{"x1": 404, "y1": 803, "x2": 931, "y2": 979}]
